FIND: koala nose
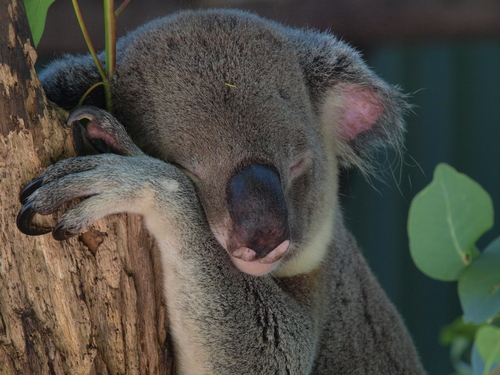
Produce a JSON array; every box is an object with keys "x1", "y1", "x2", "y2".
[{"x1": 226, "y1": 164, "x2": 290, "y2": 260}]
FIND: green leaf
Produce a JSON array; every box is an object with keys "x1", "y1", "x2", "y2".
[
  {"x1": 441, "y1": 316, "x2": 481, "y2": 345},
  {"x1": 459, "y1": 236, "x2": 500, "y2": 323},
  {"x1": 475, "y1": 325, "x2": 500, "y2": 372},
  {"x1": 472, "y1": 343, "x2": 487, "y2": 375},
  {"x1": 408, "y1": 163, "x2": 493, "y2": 281},
  {"x1": 24, "y1": 0, "x2": 56, "y2": 46}
]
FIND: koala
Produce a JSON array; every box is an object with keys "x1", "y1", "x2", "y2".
[{"x1": 17, "y1": 9, "x2": 426, "y2": 374}]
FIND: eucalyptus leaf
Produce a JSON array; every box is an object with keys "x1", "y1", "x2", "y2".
[
  {"x1": 475, "y1": 325, "x2": 500, "y2": 373},
  {"x1": 440, "y1": 316, "x2": 481, "y2": 345},
  {"x1": 449, "y1": 338, "x2": 474, "y2": 375},
  {"x1": 472, "y1": 343, "x2": 487, "y2": 375},
  {"x1": 24, "y1": 0, "x2": 56, "y2": 46},
  {"x1": 408, "y1": 164, "x2": 493, "y2": 281},
  {"x1": 459, "y1": 236, "x2": 500, "y2": 323}
]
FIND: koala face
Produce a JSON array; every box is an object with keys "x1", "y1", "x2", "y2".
[
  {"x1": 109, "y1": 13, "x2": 337, "y2": 276},
  {"x1": 38, "y1": 10, "x2": 405, "y2": 277}
]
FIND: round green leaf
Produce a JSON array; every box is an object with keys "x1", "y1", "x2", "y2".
[
  {"x1": 475, "y1": 325, "x2": 500, "y2": 367},
  {"x1": 408, "y1": 163, "x2": 493, "y2": 281},
  {"x1": 459, "y1": 236, "x2": 500, "y2": 323}
]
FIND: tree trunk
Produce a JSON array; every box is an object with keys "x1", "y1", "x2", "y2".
[{"x1": 0, "y1": 0, "x2": 173, "y2": 374}]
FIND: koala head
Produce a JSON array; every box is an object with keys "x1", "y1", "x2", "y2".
[{"x1": 43, "y1": 10, "x2": 407, "y2": 277}]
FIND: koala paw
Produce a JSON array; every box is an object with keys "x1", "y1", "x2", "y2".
[{"x1": 17, "y1": 154, "x2": 189, "y2": 241}]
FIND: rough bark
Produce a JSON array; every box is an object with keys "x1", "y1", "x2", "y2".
[{"x1": 0, "y1": 0, "x2": 173, "y2": 374}]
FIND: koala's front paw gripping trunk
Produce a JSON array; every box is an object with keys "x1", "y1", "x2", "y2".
[{"x1": 15, "y1": 107, "x2": 320, "y2": 375}]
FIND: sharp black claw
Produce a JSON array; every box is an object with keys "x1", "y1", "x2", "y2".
[
  {"x1": 52, "y1": 223, "x2": 77, "y2": 241},
  {"x1": 19, "y1": 177, "x2": 43, "y2": 204},
  {"x1": 67, "y1": 105, "x2": 97, "y2": 126},
  {"x1": 16, "y1": 201, "x2": 53, "y2": 236}
]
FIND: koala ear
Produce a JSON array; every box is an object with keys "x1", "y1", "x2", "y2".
[{"x1": 288, "y1": 29, "x2": 408, "y2": 171}]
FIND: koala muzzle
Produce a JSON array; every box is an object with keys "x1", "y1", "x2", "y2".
[{"x1": 226, "y1": 164, "x2": 290, "y2": 263}]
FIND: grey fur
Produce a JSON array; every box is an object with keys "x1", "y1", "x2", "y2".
[{"x1": 23, "y1": 9, "x2": 425, "y2": 374}]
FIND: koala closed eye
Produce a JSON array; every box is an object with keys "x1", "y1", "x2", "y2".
[{"x1": 289, "y1": 152, "x2": 311, "y2": 178}]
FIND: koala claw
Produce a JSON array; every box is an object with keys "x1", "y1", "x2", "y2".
[
  {"x1": 16, "y1": 201, "x2": 53, "y2": 236},
  {"x1": 68, "y1": 105, "x2": 145, "y2": 157},
  {"x1": 19, "y1": 177, "x2": 43, "y2": 205},
  {"x1": 52, "y1": 224, "x2": 77, "y2": 241}
]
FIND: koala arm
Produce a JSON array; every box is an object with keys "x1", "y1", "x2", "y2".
[
  {"x1": 17, "y1": 107, "x2": 320, "y2": 375},
  {"x1": 39, "y1": 54, "x2": 104, "y2": 110}
]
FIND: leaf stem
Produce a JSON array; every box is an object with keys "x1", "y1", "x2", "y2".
[
  {"x1": 115, "y1": 0, "x2": 131, "y2": 17},
  {"x1": 71, "y1": 0, "x2": 107, "y2": 82},
  {"x1": 74, "y1": 82, "x2": 105, "y2": 110},
  {"x1": 103, "y1": 0, "x2": 116, "y2": 112}
]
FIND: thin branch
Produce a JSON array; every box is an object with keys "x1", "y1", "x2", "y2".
[
  {"x1": 71, "y1": 0, "x2": 107, "y2": 82},
  {"x1": 115, "y1": 0, "x2": 131, "y2": 17},
  {"x1": 103, "y1": 0, "x2": 116, "y2": 112},
  {"x1": 74, "y1": 81, "x2": 105, "y2": 110},
  {"x1": 103, "y1": 0, "x2": 116, "y2": 79}
]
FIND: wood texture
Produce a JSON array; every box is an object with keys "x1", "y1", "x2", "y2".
[{"x1": 0, "y1": 0, "x2": 173, "y2": 373}]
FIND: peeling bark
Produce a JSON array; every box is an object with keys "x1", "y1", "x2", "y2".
[{"x1": 0, "y1": 0, "x2": 174, "y2": 374}]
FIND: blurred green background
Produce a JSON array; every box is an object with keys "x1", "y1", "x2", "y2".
[{"x1": 36, "y1": 1, "x2": 500, "y2": 373}]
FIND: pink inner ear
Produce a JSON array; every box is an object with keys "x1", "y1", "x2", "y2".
[{"x1": 339, "y1": 86, "x2": 384, "y2": 141}]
